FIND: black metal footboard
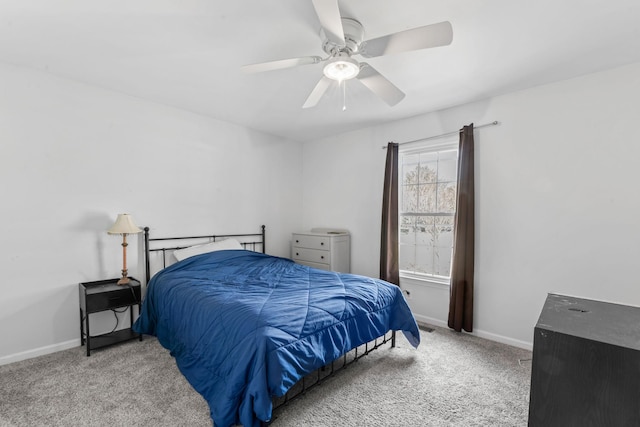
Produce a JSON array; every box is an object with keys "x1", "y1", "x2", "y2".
[{"x1": 264, "y1": 329, "x2": 397, "y2": 425}]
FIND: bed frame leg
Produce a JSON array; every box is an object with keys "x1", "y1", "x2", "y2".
[{"x1": 391, "y1": 330, "x2": 396, "y2": 348}]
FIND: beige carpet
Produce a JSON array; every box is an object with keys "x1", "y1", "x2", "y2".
[{"x1": 0, "y1": 326, "x2": 532, "y2": 426}]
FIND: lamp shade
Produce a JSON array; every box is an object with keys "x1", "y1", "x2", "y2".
[{"x1": 107, "y1": 214, "x2": 142, "y2": 235}]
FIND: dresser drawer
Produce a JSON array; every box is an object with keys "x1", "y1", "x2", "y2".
[
  {"x1": 296, "y1": 260, "x2": 331, "y2": 271},
  {"x1": 292, "y1": 247, "x2": 330, "y2": 265},
  {"x1": 292, "y1": 234, "x2": 330, "y2": 250}
]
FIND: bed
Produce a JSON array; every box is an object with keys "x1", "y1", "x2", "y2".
[{"x1": 133, "y1": 225, "x2": 420, "y2": 427}]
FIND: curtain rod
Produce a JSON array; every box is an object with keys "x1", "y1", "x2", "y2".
[{"x1": 382, "y1": 120, "x2": 499, "y2": 149}]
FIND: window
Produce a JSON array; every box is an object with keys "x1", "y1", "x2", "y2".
[{"x1": 399, "y1": 141, "x2": 458, "y2": 281}]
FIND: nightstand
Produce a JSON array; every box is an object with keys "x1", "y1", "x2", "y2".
[{"x1": 79, "y1": 278, "x2": 142, "y2": 356}]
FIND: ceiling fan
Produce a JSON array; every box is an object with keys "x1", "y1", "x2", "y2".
[{"x1": 241, "y1": 0, "x2": 453, "y2": 109}]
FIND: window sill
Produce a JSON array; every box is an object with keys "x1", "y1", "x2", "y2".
[{"x1": 400, "y1": 272, "x2": 450, "y2": 289}]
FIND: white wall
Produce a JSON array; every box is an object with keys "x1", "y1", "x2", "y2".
[
  {"x1": 3, "y1": 59, "x2": 639, "y2": 363},
  {"x1": 0, "y1": 63, "x2": 303, "y2": 363},
  {"x1": 302, "y1": 61, "x2": 640, "y2": 349}
]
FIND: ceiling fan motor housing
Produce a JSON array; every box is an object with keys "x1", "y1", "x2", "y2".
[{"x1": 321, "y1": 18, "x2": 364, "y2": 56}]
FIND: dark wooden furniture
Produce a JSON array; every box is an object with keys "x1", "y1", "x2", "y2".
[
  {"x1": 528, "y1": 293, "x2": 640, "y2": 426},
  {"x1": 79, "y1": 278, "x2": 142, "y2": 356}
]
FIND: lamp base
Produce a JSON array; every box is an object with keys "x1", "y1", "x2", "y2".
[{"x1": 117, "y1": 276, "x2": 131, "y2": 285}]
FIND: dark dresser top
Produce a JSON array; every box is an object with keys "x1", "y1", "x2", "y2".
[{"x1": 536, "y1": 293, "x2": 640, "y2": 351}]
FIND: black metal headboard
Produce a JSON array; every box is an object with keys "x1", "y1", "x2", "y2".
[{"x1": 143, "y1": 225, "x2": 266, "y2": 284}]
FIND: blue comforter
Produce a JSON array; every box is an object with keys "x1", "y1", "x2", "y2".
[{"x1": 133, "y1": 250, "x2": 420, "y2": 427}]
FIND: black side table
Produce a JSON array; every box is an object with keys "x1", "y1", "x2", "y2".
[{"x1": 79, "y1": 278, "x2": 142, "y2": 356}]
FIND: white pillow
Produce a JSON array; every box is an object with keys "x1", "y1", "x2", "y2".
[{"x1": 173, "y1": 238, "x2": 243, "y2": 261}]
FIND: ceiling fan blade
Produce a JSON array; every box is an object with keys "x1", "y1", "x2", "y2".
[
  {"x1": 361, "y1": 21, "x2": 453, "y2": 58},
  {"x1": 357, "y1": 63, "x2": 405, "y2": 106},
  {"x1": 311, "y1": 0, "x2": 345, "y2": 46},
  {"x1": 241, "y1": 56, "x2": 323, "y2": 74},
  {"x1": 302, "y1": 76, "x2": 333, "y2": 109}
]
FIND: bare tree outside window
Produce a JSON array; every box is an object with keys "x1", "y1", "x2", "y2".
[{"x1": 400, "y1": 148, "x2": 458, "y2": 278}]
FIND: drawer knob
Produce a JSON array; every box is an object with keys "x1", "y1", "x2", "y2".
[
  {"x1": 321, "y1": 256, "x2": 324, "y2": 259},
  {"x1": 296, "y1": 240, "x2": 299, "y2": 243},
  {"x1": 321, "y1": 242, "x2": 324, "y2": 245},
  {"x1": 296, "y1": 253, "x2": 299, "y2": 256}
]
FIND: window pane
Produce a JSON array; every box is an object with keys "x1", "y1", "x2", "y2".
[
  {"x1": 420, "y1": 162, "x2": 437, "y2": 184},
  {"x1": 434, "y1": 216, "x2": 454, "y2": 248},
  {"x1": 401, "y1": 154, "x2": 420, "y2": 186},
  {"x1": 433, "y1": 217, "x2": 454, "y2": 276},
  {"x1": 399, "y1": 243, "x2": 416, "y2": 272},
  {"x1": 415, "y1": 216, "x2": 434, "y2": 245},
  {"x1": 417, "y1": 183, "x2": 437, "y2": 212},
  {"x1": 415, "y1": 244, "x2": 434, "y2": 275},
  {"x1": 433, "y1": 244, "x2": 453, "y2": 277},
  {"x1": 399, "y1": 216, "x2": 415, "y2": 245},
  {"x1": 401, "y1": 184, "x2": 419, "y2": 213},
  {"x1": 437, "y1": 182, "x2": 457, "y2": 213},
  {"x1": 399, "y1": 215, "x2": 416, "y2": 271},
  {"x1": 420, "y1": 152, "x2": 438, "y2": 183}
]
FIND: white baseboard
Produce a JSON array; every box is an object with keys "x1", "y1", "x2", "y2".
[
  {"x1": 0, "y1": 339, "x2": 81, "y2": 366},
  {"x1": 414, "y1": 314, "x2": 448, "y2": 329},
  {"x1": 413, "y1": 314, "x2": 533, "y2": 351},
  {"x1": 0, "y1": 316, "x2": 533, "y2": 367},
  {"x1": 474, "y1": 328, "x2": 533, "y2": 351}
]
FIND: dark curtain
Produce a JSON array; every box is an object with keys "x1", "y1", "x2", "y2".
[
  {"x1": 380, "y1": 142, "x2": 400, "y2": 285},
  {"x1": 448, "y1": 124, "x2": 475, "y2": 332}
]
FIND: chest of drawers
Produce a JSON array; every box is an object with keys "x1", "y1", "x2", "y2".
[{"x1": 291, "y1": 229, "x2": 350, "y2": 273}]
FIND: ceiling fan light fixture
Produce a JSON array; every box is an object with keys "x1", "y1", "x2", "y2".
[{"x1": 323, "y1": 56, "x2": 360, "y2": 81}]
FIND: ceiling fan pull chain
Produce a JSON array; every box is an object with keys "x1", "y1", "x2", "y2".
[{"x1": 342, "y1": 80, "x2": 347, "y2": 111}]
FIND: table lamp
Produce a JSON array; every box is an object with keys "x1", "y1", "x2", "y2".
[{"x1": 108, "y1": 213, "x2": 142, "y2": 285}]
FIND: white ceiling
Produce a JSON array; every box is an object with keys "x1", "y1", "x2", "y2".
[{"x1": 2, "y1": 0, "x2": 640, "y2": 142}]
